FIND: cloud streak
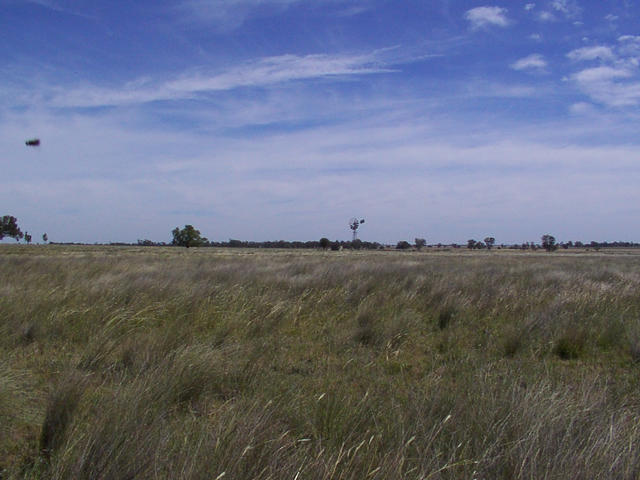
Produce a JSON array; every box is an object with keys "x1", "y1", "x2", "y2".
[
  {"x1": 20, "y1": 0, "x2": 97, "y2": 18},
  {"x1": 48, "y1": 51, "x2": 397, "y2": 108},
  {"x1": 177, "y1": 0, "x2": 363, "y2": 30},
  {"x1": 178, "y1": 0, "x2": 304, "y2": 29}
]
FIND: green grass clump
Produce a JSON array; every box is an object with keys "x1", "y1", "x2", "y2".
[{"x1": 1, "y1": 245, "x2": 640, "y2": 478}]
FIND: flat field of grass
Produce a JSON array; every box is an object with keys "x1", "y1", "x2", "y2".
[{"x1": 1, "y1": 245, "x2": 639, "y2": 479}]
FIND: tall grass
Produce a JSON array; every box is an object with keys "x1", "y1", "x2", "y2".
[{"x1": 1, "y1": 245, "x2": 640, "y2": 478}]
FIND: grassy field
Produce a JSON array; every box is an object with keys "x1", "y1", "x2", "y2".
[{"x1": 1, "y1": 245, "x2": 639, "y2": 479}]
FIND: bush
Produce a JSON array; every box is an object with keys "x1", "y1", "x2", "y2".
[{"x1": 553, "y1": 330, "x2": 586, "y2": 360}]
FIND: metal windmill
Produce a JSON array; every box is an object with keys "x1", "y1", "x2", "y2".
[{"x1": 349, "y1": 217, "x2": 365, "y2": 241}]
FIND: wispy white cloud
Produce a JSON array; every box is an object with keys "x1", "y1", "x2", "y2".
[
  {"x1": 618, "y1": 35, "x2": 640, "y2": 56},
  {"x1": 459, "y1": 81, "x2": 539, "y2": 99},
  {"x1": 464, "y1": 6, "x2": 510, "y2": 30},
  {"x1": 567, "y1": 46, "x2": 616, "y2": 62},
  {"x1": 551, "y1": 0, "x2": 581, "y2": 18},
  {"x1": 19, "y1": 0, "x2": 97, "y2": 18},
  {"x1": 525, "y1": 3, "x2": 536, "y2": 11},
  {"x1": 537, "y1": 11, "x2": 556, "y2": 22},
  {"x1": 166, "y1": 52, "x2": 393, "y2": 91},
  {"x1": 573, "y1": 66, "x2": 631, "y2": 83},
  {"x1": 566, "y1": 40, "x2": 640, "y2": 107},
  {"x1": 177, "y1": 0, "x2": 365, "y2": 30},
  {"x1": 572, "y1": 66, "x2": 640, "y2": 107},
  {"x1": 178, "y1": 0, "x2": 301, "y2": 30},
  {"x1": 550, "y1": 0, "x2": 568, "y2": 12},
  {"x1": 569, "y1": 102, "x2": 596, "y2": 115},
  {"x1": 511, "y1": 53, "x2": 547, "y2": 72},
  {"x1": 619, "y1": 35, "x2": 640, "y2": 43},
  {"x1": 49, "y1": 51, "x2": 397, "y2": 108}
]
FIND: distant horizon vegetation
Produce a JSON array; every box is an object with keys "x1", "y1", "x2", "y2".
[{"x1": 2, "y1": 215, "x2": 640, "y2": 251}]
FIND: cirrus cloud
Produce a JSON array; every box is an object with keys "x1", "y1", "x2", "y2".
[
  {"x1": 177, "y1": 0, "x2": 362, "y2": 30},
  {"x1": 47, "y1": 51, "x2": 398, "y2": 108}
]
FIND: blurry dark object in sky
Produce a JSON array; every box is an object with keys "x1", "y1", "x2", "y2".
[{"x1": 25, "y1": 138, "x2": 40, "y2": 146}]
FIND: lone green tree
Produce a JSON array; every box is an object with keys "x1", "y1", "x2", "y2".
[
  {"x1": 415, "y1": 238, "x2": 427, "y2": 250},
  {"x1": 0, "y1": 215, "x2": 23, "y2": 241},
  {"x1": 484, "y1": 237, "x2": 495, "y2": 250},
  {"x1": 319, "y1": 237, "x2": 330, "y2": 250},
  {"x1": 172, "y1": 225, "x2": 207, "y2": 248},
  {"x1": 24, "y1": 232, "x2": 32, "y2": 244},
  {"x1": 541, "y1": 234, "x2": 557, "y2": 252}
]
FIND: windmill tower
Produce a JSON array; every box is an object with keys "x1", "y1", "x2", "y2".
[{"x1": 349, "y1": 217, "x2": 365, "y2": 241}]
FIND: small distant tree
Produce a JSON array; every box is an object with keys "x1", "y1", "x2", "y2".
[
  {"x1": 0, "y1": 215, "x2": 23, "y2": 241},
  {"x1": 396, "y1": 240, "x2": 412, "y2": 250},
  {"x1": 484, "y1": 237, "x2": 495, "y2": 250},
  {"x1": 467, "y1": 239, "x2": 477, "y2": 250},
  {"x1": 171, "y1": 225, "x2": 207, "y2": 248},
  {"x1": 24, "y1": 232, "x2": 32, "y2": 244},
  {"x1": 541, "y1": 234, "x2": 557, "y2": 252},
  {"x1": 42, "y1": 233, "x2": 48, "y2": 243},
  {"x1": 415, "y1": 238, "x2": 427, "y2": 250},
  {"x1": 319, "y1": 237, "x2": 330, "y2": 250}
]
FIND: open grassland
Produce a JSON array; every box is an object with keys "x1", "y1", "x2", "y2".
[{"x1": 1, "y1": 245, "x2": 640, "y2": 479}]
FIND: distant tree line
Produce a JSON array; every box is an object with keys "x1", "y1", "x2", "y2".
[
  {"x1": 5, "y1": 216, "x2": 640, "y2": 250},
  {"x1": 41, "y1": 237, "x2": 640, "y2": 250},
  {"x1": 113, "y1": 236, "x2": 640, "y2": 251},
  {"x1": 139, "y1": 236, "x2": 385, "y2": 250}
]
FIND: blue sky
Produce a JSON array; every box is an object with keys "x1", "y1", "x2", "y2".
[{"x1": 2, "y1": 0, "x2": 640, "y2": 244}]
